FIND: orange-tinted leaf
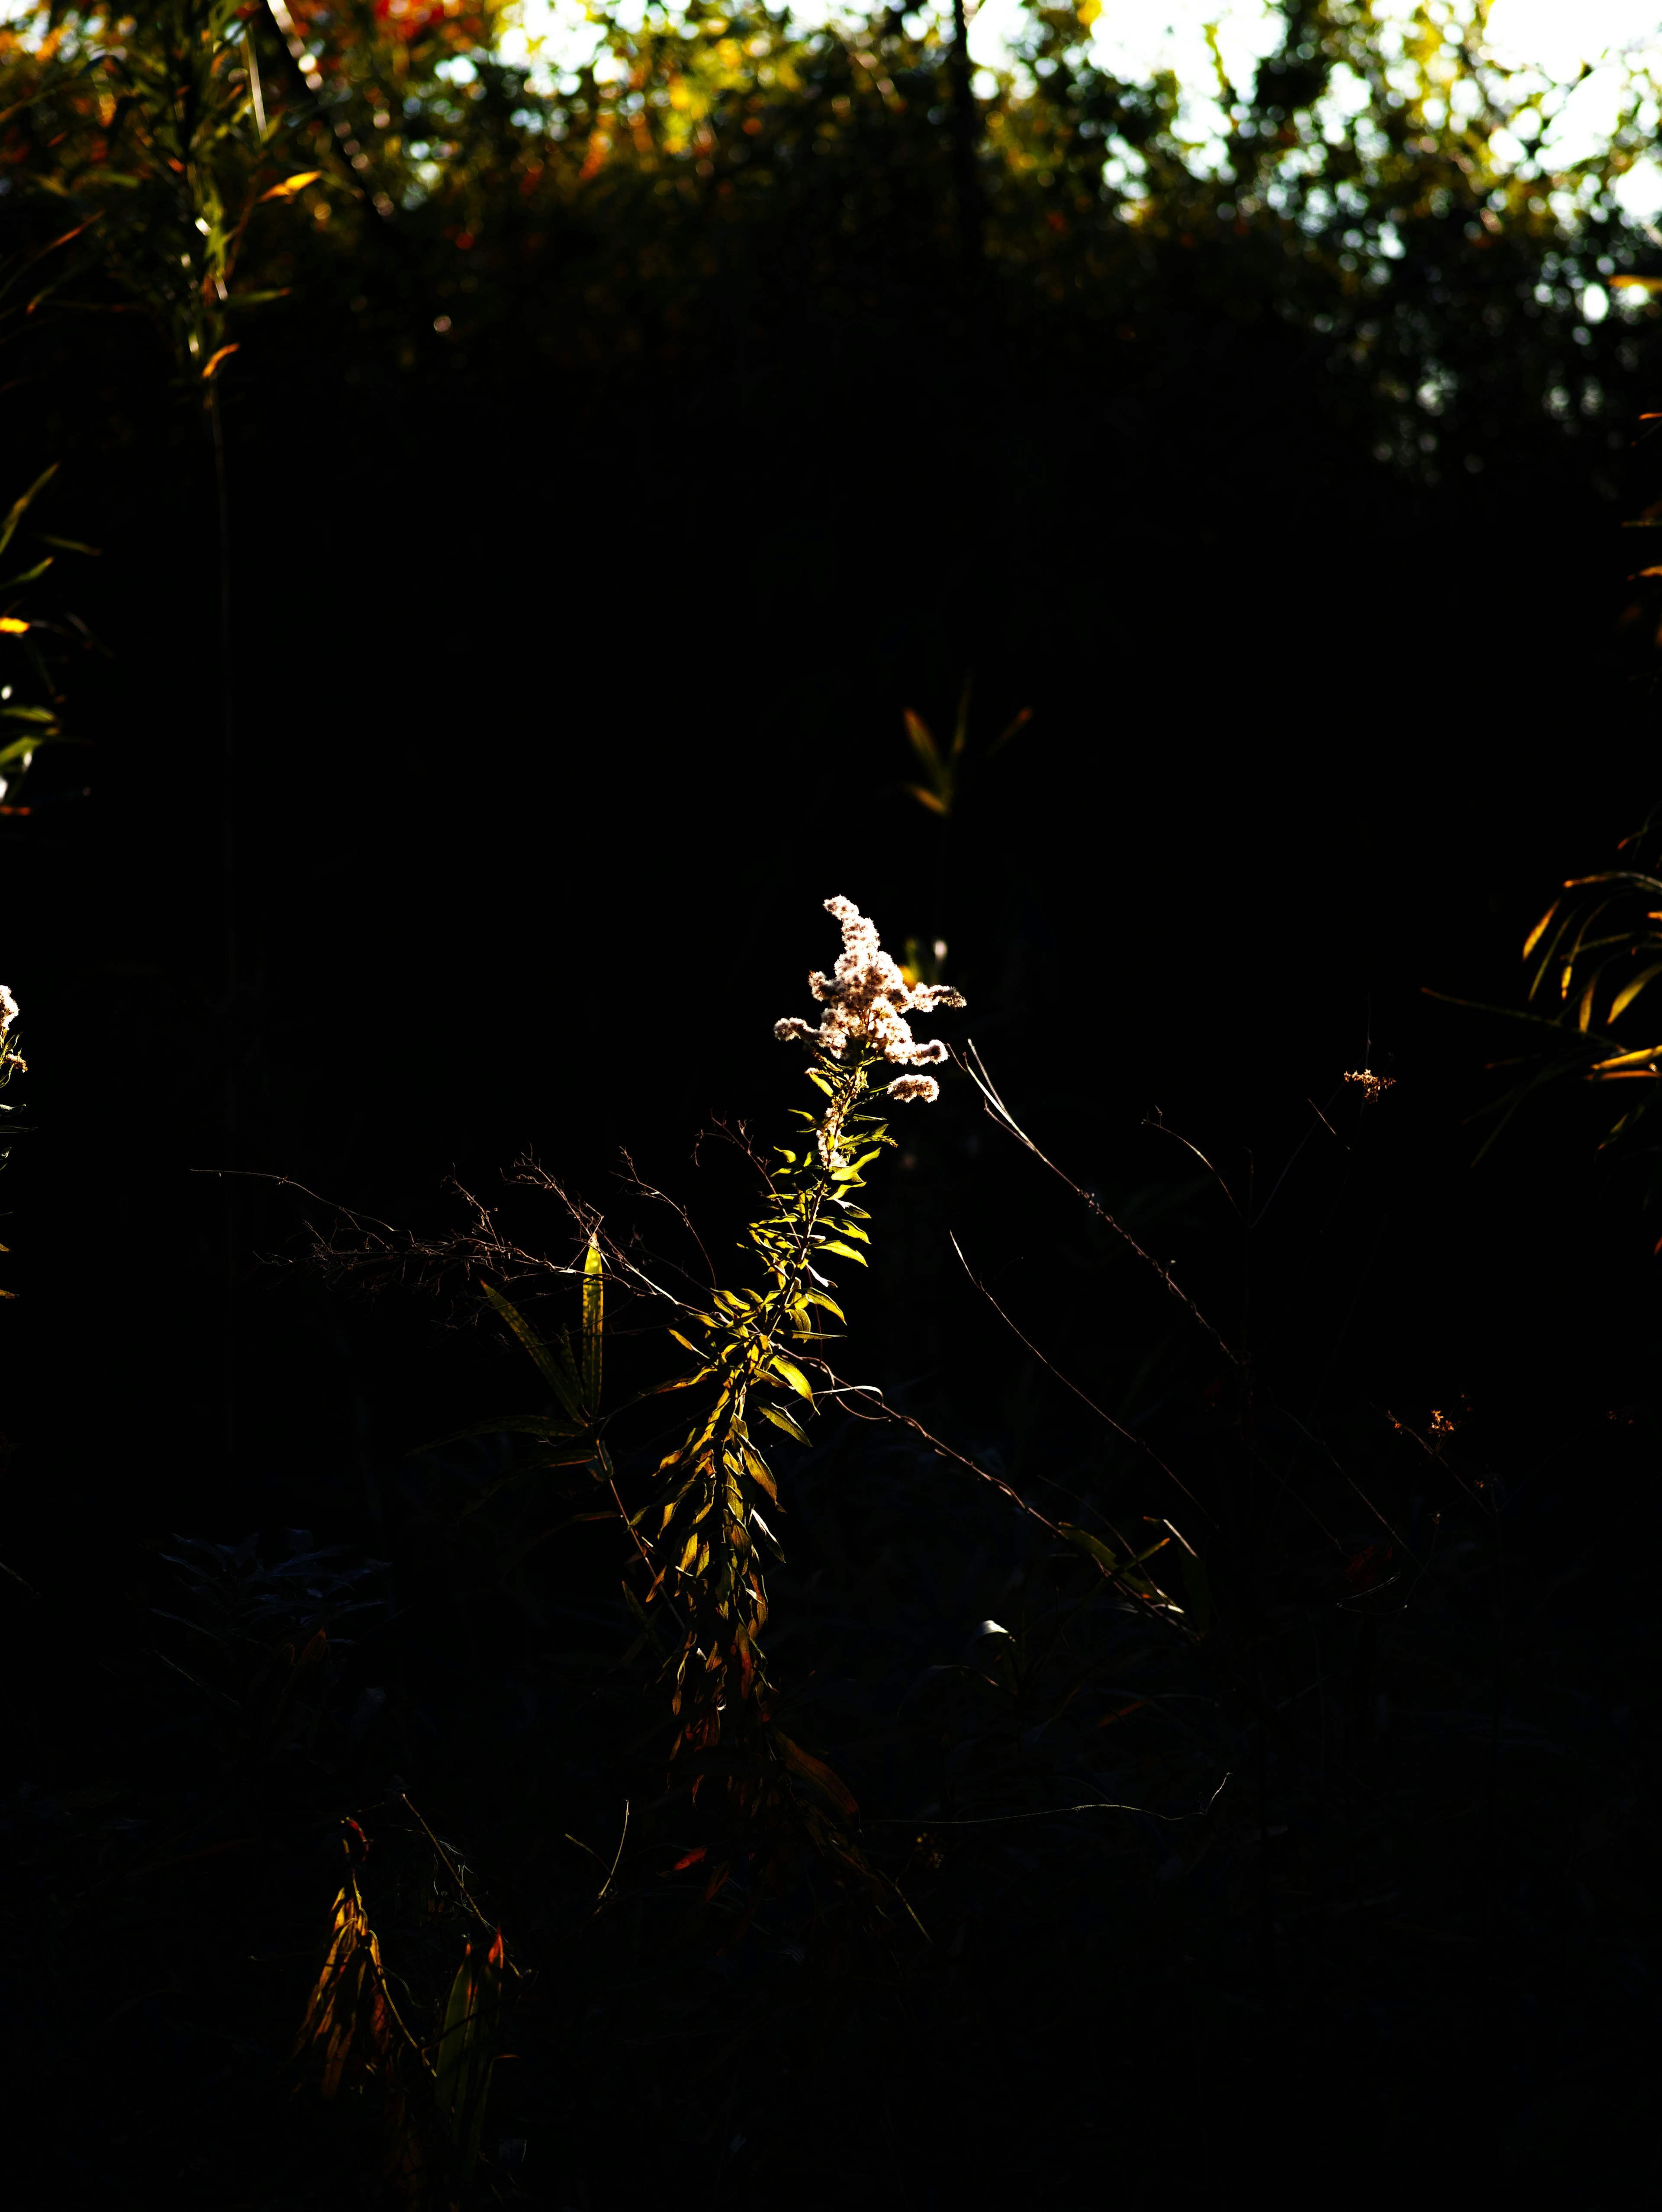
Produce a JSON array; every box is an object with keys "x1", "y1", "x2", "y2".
[
  {"x1": 773, "y1": 1731, "x2": 859, "y2": 1818},
  {"x1": 260, "y1": 170, "x2": 322, "y2": 202}
]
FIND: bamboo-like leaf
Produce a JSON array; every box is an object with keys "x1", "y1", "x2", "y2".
[
  {"x1": 581, "y1": 1238, "x2": 603, "y2": 1415},
  {"x1": 758, "y1": 1402, "x2": 811, "y2": 1446},
  {"x1": 291, "y1": 1872, "x2": 393, "y2": 2099},
  {"x1": 774, "y1": 1731, "x2": 859, "y2": 1818},
  {"x1": 259, "y1": 169, "x2": 322, "y2": 202},
  {"x1": 1522, "y1": 897, "x2": 1561, "y2": 961},
  {"x1": 987, "y1": 704, "x2": 1033, "y2": 756},
  {"x1": 481, "y1": 1279, "x2": 584, "y2": 1419},
  {"x1": 903, "y1": 707, "x2": 942, "y2": 774},
  {"x1": 1588, "y1": 1044, "x2": 1662, "y2": 1073},
  {"x1": 769, "y1": 1354, "x2": 815, "y2": 1403},
  {"x1": 0, "y1": 464, "x2": 57, "y2": 562},
  {"x1": 619, "y1": 1363, "x2": 715, "y2": 1409},
  {"x1": 741, "y1": 1445, "x2": 779, "y2": 1501},
  {"x1": 951, "y1": 670, "x2": 973, "y2": 759},
  {"x1": 1058, "y1": 1523, "x2": 1171, "y2": 1577},
  {"x1": 414, "y1": 1412, "x2": 586, "y2": 1452},
  {"x1": 433, "y1": 1930, "x2": 504, "y2": 2186},
  {"x1": 1609, "y1": 962, "x2": 1662, "y2": 1022},
  {"x1": 816, "y1": 1238, "x2": 867, "y2": 1264}
]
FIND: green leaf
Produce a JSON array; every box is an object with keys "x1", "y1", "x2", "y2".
[
  {"x1": 769, "y1": 1354, "x2": 815, "y2": 1403},
  {"x1": 1058, "y1": 1524, "x2": 1170, "y2": 1579},
  {"x1": 815, "y1": 1238, "x2": 867, "y2": 1265},
  {"x1": 481, "y1": 1280, "x2": 584, "y2": 1420},
  {"x1": 433, "y1": 1932, "x2": 503, "y2": 2185},
  {"x1": 581, "y1": 1238, "x2": 603, "y2": 1415},
  {"x1": 0, "y1": 464, "x2": 57, "y2": 563},
  {"x1": 1610, "y1": 962, "x2": 1662, "y2": 1022},
  {"x1": 619, "y1": 1363, "x2": 715, "y2": 1408},
  {"x1": 903, "y1": 707, "x2": 942, "y2": 775},
  {"x1": 741, "y1": 1445, "x2": 779, "y2": 1501},
  {"x1": 1058, "y1": 1523, "x2": 1119, "y2": 1574},
  {"x1": 412, "y1": 1411, "x2": 587, "y2": 1451},
  {"x1": 987, "y1": 704, "x2": 1033, "y2": 756},
  {"x1": 758, "y1": 1402, "x2": 811, "y2": 1447},
  {"x1": 773, "y1": 1730, "x2": 859, "y2": 1819}
]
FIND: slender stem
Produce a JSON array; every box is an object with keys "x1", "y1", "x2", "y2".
[
  {"x1": 209, "y1": 379, "x2": 237, "y2": 1476},
  {"x1": 948, "y1": 0, "x2": 983, "y2": 275}
]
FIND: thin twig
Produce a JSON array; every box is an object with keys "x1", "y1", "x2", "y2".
[
  {"x1": 593, "y1": 1800, "x2": 630, "y2": 1913},
  {"x1": 949, "y1": 1231, "x2": 1221, "y2": 1533},
  {"x1": 808, "y1": 1359, "x2": 1059, "y2": 1532},
  {"x1": 607, "y1": 1464, "x2": 690, "y2": 1636},
  {"x1": 399, "y1": 1793, "x2": 500, "y2": 1945},
  {"x1": 188, "y1": 1166, "x2": 398, "y2": 1237},
  {"x1": 870, "y1": 1772, "x2": 1231, "y2": 1829},
  {"x1": 959, "y1": 1043, "x2": 1242, "y2": 1369}
]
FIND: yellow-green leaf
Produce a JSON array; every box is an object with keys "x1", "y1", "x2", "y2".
[
  {"x1": 770, "y1": 1354, "x2": 815, "y2": 1403},
  {"x1": 816, "y1": 1239, "x2": 866, "y2": 1265},
  {"x1": 759, "y1": 1402, "x2": 811, "y2": 1447},
  {"x1": 1522, "y1": 897, "x2": 1560, "y2": 961},
  {"x1": 1610, "y1": 962, "x2": 1662, "y2": 1021},
  {"x1": 581, "y1": 1239, "x2": 603, "y2": 1414},
  {"x1": 481, "y1": 1280, "x2": 584, "y2": 1420}
]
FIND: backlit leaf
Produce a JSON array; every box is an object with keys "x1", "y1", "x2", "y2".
[
  {"x1": 773, "y1": 1730, "x2": 859, "y2": 1818},
  {"x1": 769, "y1": 1354, "x2": 814, "y2": 1402},
  {"x1": 758, "y1": 1402, "x2": 811, "y2": 1446},
  {"x1": 1609, "y1": 962, "x2": 1662, "y2": 1021},
  {"x1": 581, "y1": 1238, "x2": 603, "y2": 1414},
  {"x1": 260, "y1": 170, "x2": 322, "y2": 201},
  {"x1": 481, "y1": 1279, "x2": 584, "y2": 1420}
]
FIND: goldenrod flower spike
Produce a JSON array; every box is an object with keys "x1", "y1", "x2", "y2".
[{"x1": 774, "y1": 894, "x2": 964, "y2": 1081}]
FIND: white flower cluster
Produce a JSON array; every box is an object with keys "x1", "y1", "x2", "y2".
[
  {"x1": 774, "y1": 896, "x2": 964, "y2": 1105},
  {"x1": 0, "y1": 985, "x2": 17, "y2": 1033}
]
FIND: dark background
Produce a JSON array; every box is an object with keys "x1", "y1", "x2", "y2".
[
  {"x1": 4, "y1": 227, "x2": 1652, "y2": 1538},
  {"x1": 2, "y1": 8, "x2": 1659, "y2": 2196}
]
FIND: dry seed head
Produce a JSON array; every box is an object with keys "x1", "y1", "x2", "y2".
[
  {"x1": 1345, "y1": 1068, "x2": 1395, "y2": 1103},
  {"x1": 776, "y1": 897, "x2": 964, "y2": 1081}
]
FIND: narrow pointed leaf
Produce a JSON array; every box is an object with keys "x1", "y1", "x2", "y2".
[
  {"x1": 758, "y1": 1402, "x2": 811, "y2": 1446},
  {"x1": 581, "y1": 1239, "x2": 603, "y2": 1415},
  {"x1": 481, "y1": 1279, "x2": 584, "y2": 1419},
  {"x1": 1609, "y1": 962, "x2": 1662, "y2": 1021}
]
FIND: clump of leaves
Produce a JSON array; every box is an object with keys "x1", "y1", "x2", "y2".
[
  {"x1": 152, "y1": 1528, "x2": 387, "y2": 1769},
  {"x1": 1433, "y1": 802, "x2": 1662, "y2": 1228}
]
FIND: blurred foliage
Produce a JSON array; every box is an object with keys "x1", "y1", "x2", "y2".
[
  {"x1": 0, "y1": 0, "x2": 1655, "y2": 444},
  {"x1": 1434, "y1": 802, "x2": 1662, "y2": 1229}
]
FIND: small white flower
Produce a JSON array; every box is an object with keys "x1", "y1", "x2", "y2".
[
  {"x1": 886, "y1": 1074, "x2": 940, "y2": 1104},
  {"x1": 0, "y1": 985, "x2": 17, "y2": 1032}
]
